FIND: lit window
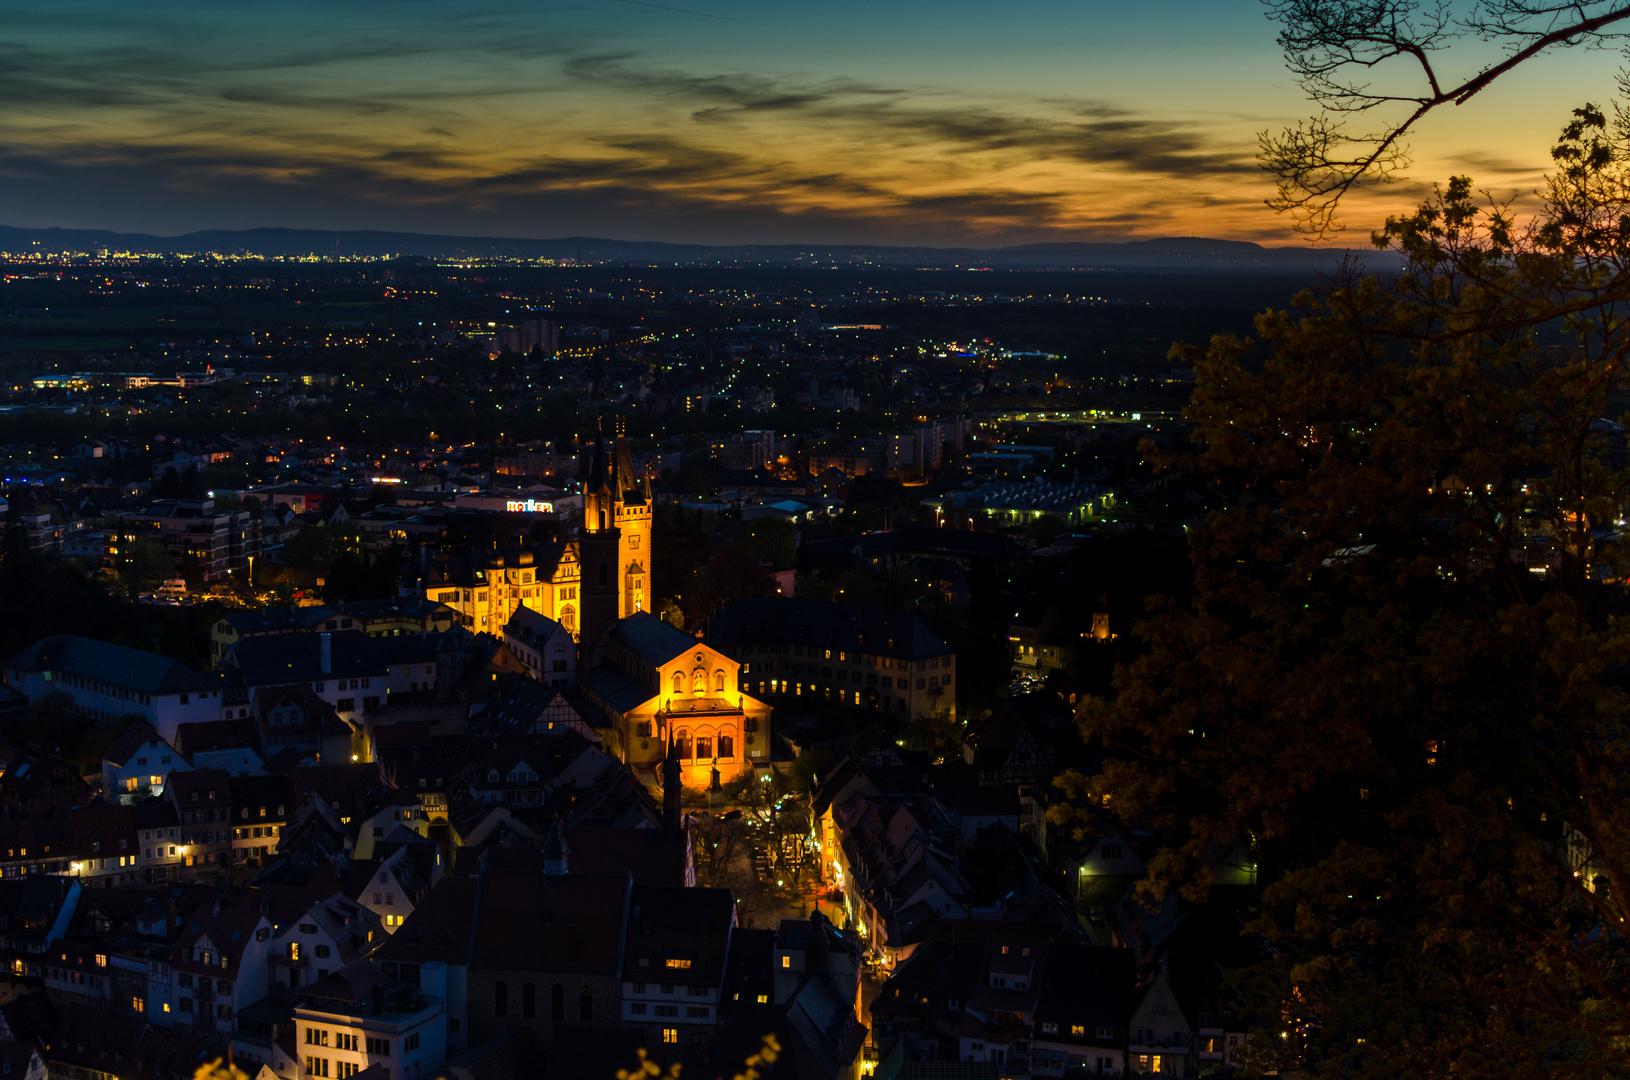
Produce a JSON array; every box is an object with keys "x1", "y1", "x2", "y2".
[{"x1": 662, "y1": 1029, "x2": 679, "y2": 1045}]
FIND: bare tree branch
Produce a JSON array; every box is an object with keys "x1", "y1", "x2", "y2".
[{"x1": 1262, "y1": 0, "x2": 1630, "y2": 236}]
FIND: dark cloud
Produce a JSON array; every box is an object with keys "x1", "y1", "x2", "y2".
[
  {"x1": 562, "y1": 56, "x2": 1258, "y2": 182},
  {"x1": 0, "y1": 7, "x2": 1270, "y2": 242}
]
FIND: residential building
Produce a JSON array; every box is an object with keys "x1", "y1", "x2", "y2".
[
  {"x1": 620, "y1": 886, "x2": 736, "y2": 1049},
  {"x1": 4, "y1": 635, "x2": 223, "y2": 744},
  {"x1": 501, "y1": 607, "x2": 575, "y2": 687},
  {"x1": 100, "y1": 722, "x2": 189, "y2": 805},
  {"x1": 294, "y1": 960, "x2": 447, "y2": 1080},
  {"x1": 119, "y1": 498, "x2": 260, "y2": 581},
  {"x1": 166, "y1": 770, "x2": 235, "y2": 871},
  {"x1": 705, "y1": 597, "x2": 957, "y2": 723},
  {"x1": 211, "y1": 607, "x2": 338, "y2": 666},
  {"x1": 170, "y1": 897, "x2": 276, "y2": 1035}
]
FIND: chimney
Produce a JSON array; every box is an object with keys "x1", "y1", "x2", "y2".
[
  {"x1": 320, "y1": 633, "x2": 332, "y2": 675},
  {"x1": 542, "y1": 821, "x2": 569, "y2": 877}
]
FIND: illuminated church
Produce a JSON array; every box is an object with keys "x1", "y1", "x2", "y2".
[
  {"x1": 410, "y1": 425, "x2": 771, "y2": 788},
  {"x1": 576, "y1": 426, "x2": 772, "y2": 788}
]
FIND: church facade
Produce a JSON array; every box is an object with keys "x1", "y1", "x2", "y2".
[{"x1": 579, "y1": 612, "x2": 772, "y2": 788}]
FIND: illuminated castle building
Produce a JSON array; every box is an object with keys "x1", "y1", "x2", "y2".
[
  {"x1": 577, "y1": 420, "x2": 653, "y2": 652},
  {"x1": 408, "y1": 543, "x2": 581, "y2": 638},
  {"x1": 404, "y1": 427, "x2": 649, "y2": 643}
]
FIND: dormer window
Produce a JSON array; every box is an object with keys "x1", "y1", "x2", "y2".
[
  {"x1": 190, "y1": 793, "x2": 199, "y2": 802},
  {"x1": 489, "y1": 770, "x2": 499, "y2": 783}
]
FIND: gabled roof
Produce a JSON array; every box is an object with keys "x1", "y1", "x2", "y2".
[
  {"x1": 704, "y1": 597, "x2": 951, "y2": 661},
  {"x1": 220, "y1": 607, "x2": 336, "y2": 635},
  {"x1": 292, "y1": 763, "x2": 391, "y2": 820},
  {"x1": 174, "y1": 716, "x2": 260, "y2": 758},
  {"x1": 503, "y1": 605, "x2": 564, "y2": 646},
  {"x1": 609, "y1": 611, "x2": 698, "y2": 668},
  {"x1": 623, "y1": 886, "x2": 734, "y2": 983},
  {"x1": 468, "y1": 869, "x2": 629, "y2": 976},
  {"x1": 376, "y1": 876, "x2": 477, "y2": 967},
  {"x1": 100, "y1": 720, "x2": 170, "y2": 769},
  {"x1": 580, "y1": 663, "x2": 657, "y2": 715},
  {"x1": 5, "y1": 635, "x2": 210, "y2": 695},
  {"x1": 226, "y1": 630, "x2": 386, "y2": 687}
]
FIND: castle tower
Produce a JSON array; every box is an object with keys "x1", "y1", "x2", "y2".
[
  {"x1": 579, "y1": 418, "x2": 652, "y2": 662},
  {"x1": 609, "y1": 417, "x2": 651, "y2": 619},
  {"x1": 579, "y1": 429, "x2": 622, "y2": 663}
]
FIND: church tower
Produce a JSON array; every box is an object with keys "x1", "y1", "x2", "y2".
[{"x1": 579, "y1": 418, "x2": 652, "y2": 662}]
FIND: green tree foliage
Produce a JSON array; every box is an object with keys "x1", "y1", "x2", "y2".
[
  {"x1": 324, "y1": 546, "x2": 407, "y2": 603},
  {"x1": 1063, "y1": 109, "x2": 1630, "y2": 1077},
  {"x1": 652, "y1": 503, "x2": 706, "y2": 612},
  {"x1": 743, "y1": 517, "x2": 797, "y2": 569},
  {"x1": 0, "y1": 692, "x2": 134, "y2": 774},
  {"x1": 277, "y1": 525, "x2": 343, "y2": 572},
  {"x1": 682, "y1": 541, "x2": 778, "y2": 628},
  {"x1": 0, "y1": 532, "x2": 148, "y2": 659},
  {"x1": 117, "y1": 535, "x2": 175, "y2": 593}
]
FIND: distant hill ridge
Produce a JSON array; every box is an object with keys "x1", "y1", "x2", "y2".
[{"x1": 0, "y1": 224, "x2": 1390, "y2": 271}]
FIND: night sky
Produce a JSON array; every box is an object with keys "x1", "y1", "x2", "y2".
[{"x1": 2, "y1": 0, "x2": 1617, "y2": 245}]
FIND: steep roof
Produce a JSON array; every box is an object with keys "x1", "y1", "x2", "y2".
[
  {"x1": 1034, "y1": 942, "x2": 1136, "y2": 1034},
  {"x1": 376, "y1": 876, "x2": 478, "y2": 967},
  {"x1": 622, "y1": 886, "x2": 734, "y2": 985},
  {"x1": 468, "y1": 869, "x2": 629, "y2": 977},
  {"x1": 579, "y1": 663, "x2": 657, "y2": 716},
  {"x1": 609, "y1": 611, "x2": 698, "y2": 668},
  {"x1": 100, "y1": 720, "x2": 169, "y2": 769},
  {"x1": 705, "y1": 598, "x2": 951, "y2": 661},
  {"x1": 227, "y1": 630, "x2": 385, "y2": 687},
  {"x1": 504, "y1": 605, "x2": 563, "y2": 646}
]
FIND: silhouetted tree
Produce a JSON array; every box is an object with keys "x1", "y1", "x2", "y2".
[
  {"x1": 1262, "y1": 0, "x2": 1630, "y2": 235},
  {"x1": 1064, "y1": 113, "x2": 1630, "y2": 1077}
]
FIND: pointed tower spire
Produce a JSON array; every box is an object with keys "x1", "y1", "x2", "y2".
[{"x1": 663, "y1": 732, "x2": 682, "y2": 836}]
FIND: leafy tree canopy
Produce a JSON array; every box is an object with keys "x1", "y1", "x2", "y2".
[{"x1": 1064, "y1": 108, "x2": 1630, "y2": 1076}]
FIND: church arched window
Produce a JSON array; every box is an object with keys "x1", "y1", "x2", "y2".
[
  {"x1": 713, "y1": 670, "x2": 726, "y2": 693},
  {"x1": 672, "y1": 672, "x2": 684, "y2": 695}
]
